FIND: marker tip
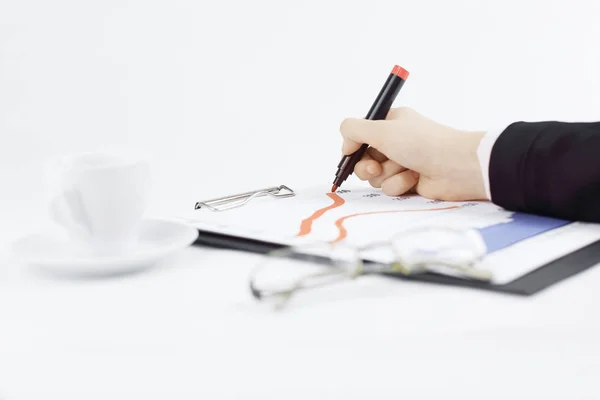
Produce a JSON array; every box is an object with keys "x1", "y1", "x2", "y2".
[{"x1": 331, "y1": 185, "x2": 338, "y2": 192}]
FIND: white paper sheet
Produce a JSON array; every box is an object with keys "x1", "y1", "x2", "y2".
[{"x1": 181, "y1": 184, "x2": 600, "y2": 284}]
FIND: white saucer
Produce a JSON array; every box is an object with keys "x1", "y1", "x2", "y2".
[{"x1": 10, "y1": 218, "x2": 199, "y2": 277}]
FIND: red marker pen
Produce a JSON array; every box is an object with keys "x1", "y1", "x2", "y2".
[{"x1": 331, "y1": 65, "x2": 410, "y2": 191}]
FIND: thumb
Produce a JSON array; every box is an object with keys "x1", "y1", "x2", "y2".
[{"x1": 339, "y1": 118, "x2": 396, "y2": 155}]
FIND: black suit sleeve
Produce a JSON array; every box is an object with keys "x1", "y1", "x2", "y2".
[{"x1": 489, "y1": 121, "x2": 600, "y2": 223}]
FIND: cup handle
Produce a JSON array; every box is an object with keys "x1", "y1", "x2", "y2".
[{"x1": 49, "y1": 189, "x2": 92, "y2": 239}]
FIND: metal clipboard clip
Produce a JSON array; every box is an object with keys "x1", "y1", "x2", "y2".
[{"x1": 194, "y1": 185, "x2": 295, "y2": 212}]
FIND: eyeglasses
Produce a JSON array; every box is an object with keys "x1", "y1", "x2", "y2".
[{"x1": 248, "y1": 227, "x2": 493, "y2": 309}]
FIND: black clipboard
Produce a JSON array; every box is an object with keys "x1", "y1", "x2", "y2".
[
  {"x1": 191, "y1": 185, "x2": 600, "y2": 296},
  {"x1": 192, "y1": 228, "x2": 600, "y2": 296}
]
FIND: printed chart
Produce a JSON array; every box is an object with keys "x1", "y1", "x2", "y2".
[{"x1": 294, "y1": 192, "x2": 570, "y2": 252}]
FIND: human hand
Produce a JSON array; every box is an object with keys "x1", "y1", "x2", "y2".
[{"x1": 339, "y1": 107, "x2": 487, "y2": 201}]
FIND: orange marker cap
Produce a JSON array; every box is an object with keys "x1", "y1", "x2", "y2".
[{"x1": 391, "y1": 65, "x2": 410, "y2": 80}]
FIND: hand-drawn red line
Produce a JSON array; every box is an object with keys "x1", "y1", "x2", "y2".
[
  {"x1": 332, "y1": 206, "x2": 460, "y2": 243},
  {"x1": 296, "y1": 193, "x2": 345, "y2": 236}
]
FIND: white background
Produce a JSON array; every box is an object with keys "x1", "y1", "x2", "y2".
[{"x1": 2, "y1": 0, "x2": 600, "y2": 399}]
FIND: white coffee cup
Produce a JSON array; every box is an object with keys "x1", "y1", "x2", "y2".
[{"x1": 45, "y1": 151, "x2": 151, "y2": 257}]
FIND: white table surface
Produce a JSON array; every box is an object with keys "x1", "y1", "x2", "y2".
[
  {"x1": 1, "y1": 161, "x2": 600, "y2": 400},
  {"x1": 4, "y1": 0, "x2": 600, "y2": 397}
]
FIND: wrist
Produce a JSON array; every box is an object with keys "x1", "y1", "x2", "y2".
[{"x1": 453, "y1": 130, "x2": 487, "y2": 200}]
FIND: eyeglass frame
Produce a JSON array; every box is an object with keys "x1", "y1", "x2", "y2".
[{"x1": 248, "y1": 226, "x2": 493, "y2": 309}]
